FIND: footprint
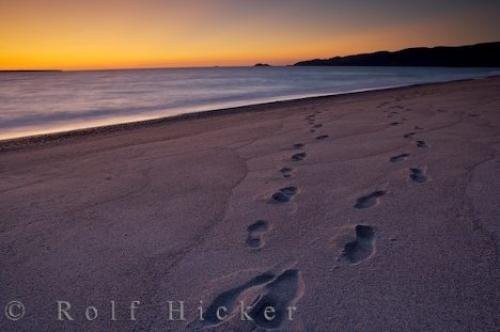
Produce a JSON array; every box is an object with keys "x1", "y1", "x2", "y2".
[
  {"x1": 279, "y1": 167, "x2": 293, "y2": 178},
  {"x1": 354, "y1": 190, "x2": 386, "y2": 209},
  {"x1": 389, "y1": 153, "x2": 410, "y2": 163},
  {"x1": 390, "y1": 122, "x2": 400, "y2": 126},
  {"x1": 271, "y1": 186, "x2": 298, "y2": 203},
  {"x1": 195, "y1": 269, "x2": 304, "y2": 330},
  {"x1": 310, "y1": 129, "x2": 316, "y2": 133},
  {"x1": 409, "y1": 168, "x2": 427, "y2": 183},
  {"x1": 313, "y1": 124, "x2": 323, "y2": 128},
  {"x1": 246, "y1": 220, "x2": 270, "y2": 249},
  {"x1": 315, "y1": 135, "x2": 329, "y2": 140},
  {"x1": 416, "y1": 140, "x2": 428, "y2": 148},
  {"x1": 403, "y1": 132, "x2": 415, "y2": 139},
  {"x1": 414, "y1": 126, "x2": 423, "y2": 130},
  {"x1": 332, "y1": 225, "x2": 376, "y2": 264},
  {"x1": 291, "y1": 152, "x2": 306, "y2": 161},
  {"x1": 197, "y1": 272, "x2": 276, "y2": 328},
  {"x1": 305, "y1": 115, "x2": 315, "y2": 124},
  {"x1": 293, "y1": 143, "x2": 304, "y2": 149},
  {"x1": 248, "y1": 269, "x2": 304, "y2": 329},
  {"x1": 377, "y1": 101, "x2": 389, "y2": 109}
]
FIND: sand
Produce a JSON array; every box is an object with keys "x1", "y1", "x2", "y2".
[{"x1": 0, "y1": 77, "x2": 499, "y2": 331}]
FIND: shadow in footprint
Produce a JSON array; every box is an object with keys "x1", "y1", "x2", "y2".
[
  {"x1": 279, "y1": 167, "x2": 293, "y2": 178},
  {"x1": 390, "y1": 153, "x2": 409, "y2": 163},
  {"x1": 293, "y1": 143, "x2": 304, "y2": 149},
  {"x1": 409, "y1": 168, "x2": 427, "y2": 183},
  {"x1": 354, "y1": 190, "x2": 386, "y2": 209},
  {"x1": 249, "y1": 269, "x2": 304, "y2": 329},
  {"x1": 195, "y1": 269, "x2": 304, "y2": 330},
  {"x1": 271, "y1": 186, "x2": 298, "y2": 203},
  {"x1": 390, "y1": 122, "x2": 400, "y2": 126},
  {"x1": 416, "y1": 140, "x2": 428, "y2": 148},
  {"x1": 403, "y1": 132, "x2": 415, "y2": 139},
  {"x1": 315, "y1": 135, "x2": 329, "y2": 140},
  {"x1": 291, "y1": 152, "x2": 306, "y2": 161},
  {"x1": 197, "y1": 272, "x2": 276, "y2": 328},
  {"x1": 342, "y1": 225, "x2": 376, "y2": 264},
  {"x1": 313, "y1": 124, "x2": 323, "y2": 128},
  {"x1": 246, "y1": 220, "x2": 270, "y2": 249}
]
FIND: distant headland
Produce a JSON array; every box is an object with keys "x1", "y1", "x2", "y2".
[
  {"x1": 254, "y1": 63, "x2": 271, "y2": 67},
  {"x1": 294, "y1": 41, "x2": 500, "y2": 67}
]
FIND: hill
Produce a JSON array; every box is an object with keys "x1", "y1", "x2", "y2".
[{"x1": 294, "y1": 42, "x2": 500, "y2": 67}]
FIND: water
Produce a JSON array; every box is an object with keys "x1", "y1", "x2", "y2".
[{"x1": 0, "y1": 66, "x2": 498, "y2": 140}]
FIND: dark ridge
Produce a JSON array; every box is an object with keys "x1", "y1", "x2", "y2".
[{"x1": 294, "y1": 41, "x2": 500, "y2": 67}]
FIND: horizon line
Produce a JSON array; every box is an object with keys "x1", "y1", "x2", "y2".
[{"x1": 2, "y1": 40, "x2": 498, "y2": 72}]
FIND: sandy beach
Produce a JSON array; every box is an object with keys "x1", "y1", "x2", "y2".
[{"x1": 1, "y1": 77, "x2": 499, "y2": 331}]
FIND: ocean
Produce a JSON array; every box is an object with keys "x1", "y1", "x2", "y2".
[{"x1": 0, "y1": 66, "x2": 498, "y2": 140}]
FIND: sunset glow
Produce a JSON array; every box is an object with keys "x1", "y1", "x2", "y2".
[{"x1": 1, "y1": 0, "x2": 499, "y2": 70}]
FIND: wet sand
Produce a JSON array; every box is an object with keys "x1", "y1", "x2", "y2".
[{"x1": 1, "y1": 77, "x2": 499, "y2": 331}]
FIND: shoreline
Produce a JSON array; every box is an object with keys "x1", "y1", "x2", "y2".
[
  {"x1": 1, "y1": 76, "x2": 499, "y2": 330},
  {"x1": 1, "y1": 75, "x2": 497, "y2": 152}
]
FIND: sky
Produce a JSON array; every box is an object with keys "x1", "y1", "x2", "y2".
[{"x1": 1, "y1": 0, "x2": 499, "y2": 70}]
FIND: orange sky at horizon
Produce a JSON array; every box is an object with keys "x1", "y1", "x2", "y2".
[{"x1": 1, "y1": 0, "x2": 499, "y2": 70}]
